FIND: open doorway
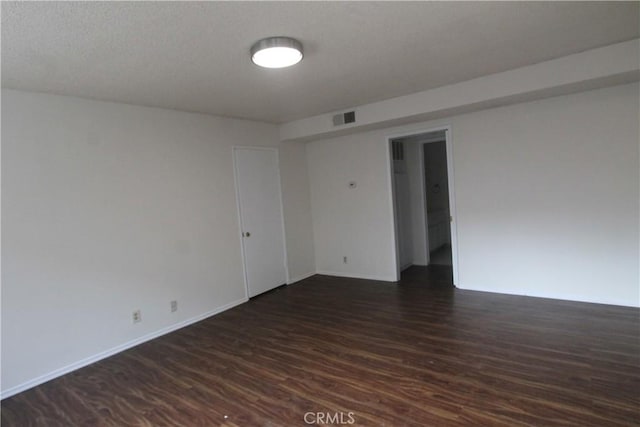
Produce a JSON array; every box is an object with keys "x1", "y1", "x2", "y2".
[
  {"x1": 423, "y1": 140, "x2": 452, "y2": 266},
  {"x1": 388, "y1": 127, "x2": 458, "y2": 285}
]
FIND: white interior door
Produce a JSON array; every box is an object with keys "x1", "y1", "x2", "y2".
[{"x1": 233, "y1": 147, "x2": 287, "y2": 297}]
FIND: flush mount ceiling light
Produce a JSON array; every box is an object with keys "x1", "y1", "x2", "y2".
[{"x1": 250, "y1": 37, "x2": 303, "y2": 68}]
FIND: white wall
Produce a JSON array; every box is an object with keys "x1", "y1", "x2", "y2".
[
  {"x1": 279, "y1": 142, "x2": 316, "y2": 283},
  {"x1": 307, "y1": 136, "x2": 396, "y2": 281},
  {"x1": 1, "y1": 90, "x2": 314, "y2": 396},
  {"x1": 305, "y1": 83, "x2": 639, "y2": 307},
  {"x1": 392, "y1": 158, "x2": 413, "y2": 270}
]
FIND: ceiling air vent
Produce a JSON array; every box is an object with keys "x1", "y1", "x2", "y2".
[{"x1": 332, "y1": 111, "x2": 356, "y2": 126}]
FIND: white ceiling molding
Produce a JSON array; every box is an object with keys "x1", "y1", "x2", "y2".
[{"x1": 279, "y1": 39, "x2": 640, "y2": 142}]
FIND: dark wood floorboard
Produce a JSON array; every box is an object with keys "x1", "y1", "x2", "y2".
[{"x1": 2, "y1": 266, "x2": 639, "y2": 426}]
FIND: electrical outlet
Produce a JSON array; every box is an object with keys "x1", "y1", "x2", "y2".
[
  {"x1": 132, "y1": 310, "x2": 141, "y2": 323},
  {"x1": 171, "y1": 300, "x2": 178, "y2": 312},
  {"x1": 343, "y1": 256, "x2": 348, "y2": 264}
]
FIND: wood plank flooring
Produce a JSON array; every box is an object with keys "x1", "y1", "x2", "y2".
[{"x1": 2, "y1": 266, "x2": 639, "y2": 426}]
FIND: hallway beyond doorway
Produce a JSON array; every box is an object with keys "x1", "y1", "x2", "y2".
[{"x1": 430, "y1": 244, "x2": 452, "y2": 266}]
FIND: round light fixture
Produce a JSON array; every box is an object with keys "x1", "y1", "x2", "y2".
[{"x1": 250, "y1": 37, "x2": 303, "y2": 68}]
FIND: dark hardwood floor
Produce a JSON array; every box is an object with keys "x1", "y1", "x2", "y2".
[{"x1": 2, "y1": 266, "x2": 639, "y2": 426}]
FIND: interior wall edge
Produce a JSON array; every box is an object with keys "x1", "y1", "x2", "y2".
[
  {"x1": 457, "y1": 285, "x2": 640, "y2": 308},
  {"x1": 0, "y1": 297, "x2": 248, "y2": 400},
  {"x1": 315, "y1": 271, "x2": 397, "y2": 283},
  {"x1": 287, "y1": 271, "x2": 316, "y2": 285}
]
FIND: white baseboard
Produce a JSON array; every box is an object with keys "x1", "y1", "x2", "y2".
[
  {"x1": 0, "y1": 297, "x2": 248, "y2": 400},
  {"x1": 400, "y1": 262, "x2": 413, "y2": 271},
  {"x1": 457, "y1": 284, "x2": 639, "y2": 308},
  {"x1": 315, "y1": 270, "x2": 397, "y2": 282},
  {"x1": 287, "y1": 271, "x2": 316, "y2": 284}
]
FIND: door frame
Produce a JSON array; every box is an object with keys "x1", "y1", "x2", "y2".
[
  {"x1": 419, "y1": 131, "x2": 453, "y2": 266},
  {"x1": 419, "y1": 141, "x2": 430, "y2": 266},
  {"x1": 232, "y1": 146, "x2": 290, "y2": 299},
  {"x1": 385, "y1": 125, "x2": 459, "y2": 285}
]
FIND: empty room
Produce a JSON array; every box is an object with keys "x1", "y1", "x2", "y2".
[{"x1": 1, "y1": 2, "x2": 639, "y2": 426}]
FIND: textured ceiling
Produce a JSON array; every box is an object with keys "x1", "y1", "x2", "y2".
[{"x1": 2, "y1": 2, "x2": 638, "y2": 123}]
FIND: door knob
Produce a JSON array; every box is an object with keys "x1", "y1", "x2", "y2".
[{"x1": 243, "y1": 232, "x2": 251, "y2": 237}]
